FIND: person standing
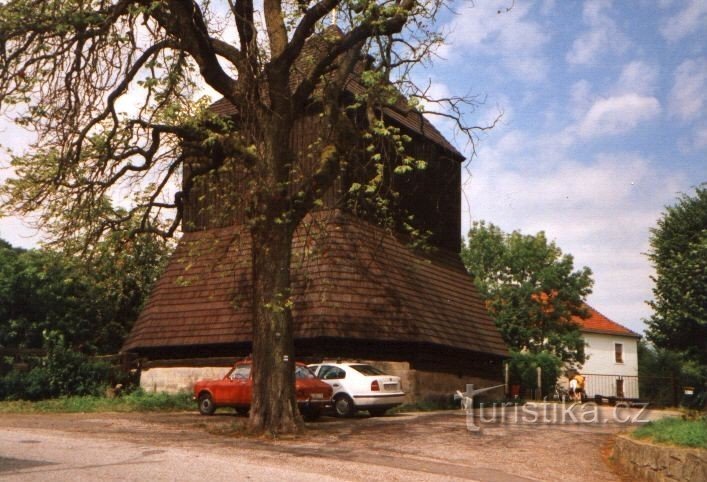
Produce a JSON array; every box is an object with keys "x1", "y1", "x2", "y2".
[{"x1": 573, "y1": 372, "x2": 586, "y2": 402}]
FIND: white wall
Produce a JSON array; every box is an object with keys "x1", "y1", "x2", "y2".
[
  {"x1": 140, "y1": 366, "x2": 227, "y2": 394},
  {"x1": 581, "y1": 332, "x2": 639, "y2": 398}
]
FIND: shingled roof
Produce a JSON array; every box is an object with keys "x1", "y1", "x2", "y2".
[
  {"x1": 123, "y1": 211, "x2": 507, "y2": 358},
  {"x1": 572, "y1": 305, "x2": 640, "y2": 338}
]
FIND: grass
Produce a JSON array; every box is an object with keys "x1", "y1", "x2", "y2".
[
  {"x1": 631, "y1": 416, "x2": 707, "y2": 449},
  {"x1": 0, "y1": 389, "x2": 194, "y2": 414}
]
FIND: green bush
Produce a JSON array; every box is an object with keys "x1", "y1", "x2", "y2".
[
  {"x1": 44, "y1": 335, "x2": 114, "y2": 397},
  {"x1": 0, "y1": 333, "x2": 115, "y2": 401},
  {"x1": 507, "y1": 350, "x2": 562, "y2": 397},
  {"x1": 638, "y1": 342, "x2": 707, "y2": 407},
  {"x1": 0, "y1": 366, "x2": 52, "y2": 401}
]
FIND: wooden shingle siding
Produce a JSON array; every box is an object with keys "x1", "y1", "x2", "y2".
[
  {"x1": 193, "y1": 84, "x2": 464, "y2": 253},
  {"x1": 123, "y1": 211, "x2": 507, "y2": 359}
]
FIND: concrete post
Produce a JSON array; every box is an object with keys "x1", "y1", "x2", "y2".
[{"x1": 537, "y1": 366, "x2": 542, "y2": 400}]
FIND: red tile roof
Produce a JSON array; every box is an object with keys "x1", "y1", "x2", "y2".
[
  {"x1": 572, "y1": 305, "x2": 640, "y2": 338},
  {"x1": 123, "y1": 211, "x2": 507, "y2": 358}
]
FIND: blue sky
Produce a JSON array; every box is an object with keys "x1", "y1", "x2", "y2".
[
  {"x1": 426, "y1": 0, "x2": 706, "y2": 334},
  {"x1": 1, "y1": 0, "x2": 705, "y2": 335}
]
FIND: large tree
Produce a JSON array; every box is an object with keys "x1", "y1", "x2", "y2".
[
  {"x1": 646, "y1": 185, "x2": 707, "y2": 366},
  {"x1": 461, "y1": 221, "x2": 593, "y2": 365},
  {"x1": 0, "y1": 0, "x2": 485, "y2": 433}
]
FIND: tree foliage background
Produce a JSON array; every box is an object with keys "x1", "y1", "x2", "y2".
[
  {"x1": 0, "y1": 231, "x2": 170, "y2": 400},
  {"x1": 0, "y1": 231, "x2": 171, "y2": 355},
  {"x1": 461, "y1": 221, "x2": 593, "y2": 366},
  {"x1": 646, "y1": 185, "x2": 707, "y2": 367},
  {"x1": 638, "y1": 340, "x2": 707, "y2": 409}
]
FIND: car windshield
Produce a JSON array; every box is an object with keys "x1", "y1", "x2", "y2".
[
  {"x1": 295, "y1": 365, "x2": 316, "y2": 379},
  {"x1": 350, "y1": 364, "x2": 385, "y2": 376}
]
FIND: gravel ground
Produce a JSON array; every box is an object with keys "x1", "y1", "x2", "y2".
[{"x1": 1, "y1": 405, "x2": 672, "y2": 481}]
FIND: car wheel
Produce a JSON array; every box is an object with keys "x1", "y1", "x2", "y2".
[
  {"x1": 368, "y1": 408, "x2": 387, "y2": 417},
  {"x1": 301, "y1": 407, "x2": 322, "y2": 422},
  {"x1": 333, "y1": 394, "x2": 355, "y2": 417},
  {"x1": 198, "y1": 393, "x2": 216, "y2": 415}
]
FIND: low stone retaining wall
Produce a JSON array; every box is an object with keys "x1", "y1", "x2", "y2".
[
  {"x1": 613, "y1": 433, "x2": 707, "y2": 482},
  {"x1": 141, "y1": 366, "x2": 228, "y2": 394}
]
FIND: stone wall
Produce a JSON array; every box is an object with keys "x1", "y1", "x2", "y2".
[
  {"x1": 613, "y1": 434, "x2": 707, "y2": 482},
  {"x1": 140, "y1": 367, "x2": 227, "y2": 394}
]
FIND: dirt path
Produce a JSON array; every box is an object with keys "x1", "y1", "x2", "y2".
[{"x1": 0, "y1": 408, "x2": 640, "y2": 481}]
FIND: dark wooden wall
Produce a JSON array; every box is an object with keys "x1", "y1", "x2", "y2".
[{"x1": 182, "y1": 113, "x2": 462, "y2": 254}]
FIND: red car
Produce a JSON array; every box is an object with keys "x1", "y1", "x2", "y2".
[{"x1": 193, "y1": 360, "x2": 333, "y2": 420}]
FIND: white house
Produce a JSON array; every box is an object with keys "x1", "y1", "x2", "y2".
[{"x1": 573, "y1": 305, "x2": 641, "y2": 400}]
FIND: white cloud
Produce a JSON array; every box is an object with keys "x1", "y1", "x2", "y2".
[
  {"x1": 566, "y1": 0, "x2": 630, "y2": 66},
  {"x1": 677, "y1": 123, "x2": 707, "y2": 154},
  {"x1": 562, "y1": 62, "x2": 661, "y2": 145},
  {"x1": 414, "y1": 80, "x2": 453, "y2": 113},
  {"x1": 615, "y1": 61, "x2": 659, "y2": 96},
  {"x1": 576, "y1": 94, "x2": 661, "y2": 139},
  {"x1": 669, "y1": 58, "x2": 707, "y2": 121},
  {"x1": 441, "y1": 2, "x2": 550, "y2": 81},
  {"x1": 660, "y1": 0, "x2": 707, "y2": 42},
  {"x1": 694, "y1": 125, "x2": 707, "y2": 150},
  {"x1": 569, "y1": 80, "x2": 593, "y2": 119}
]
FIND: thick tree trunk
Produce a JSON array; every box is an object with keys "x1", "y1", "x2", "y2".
[{"x1": 247, "y1": 219, "x2": 302, "y2": 435}]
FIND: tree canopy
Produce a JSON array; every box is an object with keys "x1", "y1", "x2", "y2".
[
  {"x1": 0, "y1": 0, "x2": 487, "y2": 433},
  {"x1": 0, "y1": 231, "x2": 171, "y2": 355},
  {"x1": 646, "y1": 185, "x2": 707, "y2": 366},
  {"x1": 461, "y1": 221, "x2": 593, "y2": 365}
]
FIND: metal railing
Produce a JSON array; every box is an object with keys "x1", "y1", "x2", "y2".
[{"x1": 581, "y1": 373, "x2": 639, "y2": 399}]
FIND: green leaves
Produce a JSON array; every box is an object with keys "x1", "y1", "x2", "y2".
[
  {"x1": 462, "y1": 221, "x2": 593, "y2": 365},
  {"x1": 646, "y1": 185, "x2": 707, "y2": 366},
  {"x1": 507, "y1": 350, "x2": 562, "y2": 395},
  {"x1": 0, "y1": 230, "x2": 171, "y2": 355}
]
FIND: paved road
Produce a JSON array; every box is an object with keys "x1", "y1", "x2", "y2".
[
  {"x1": 1, "y1": 427, "x2": 363, "y2": 482},
  {"x1": 0, "y1": 405, "x2": 675, "y2": 481}
]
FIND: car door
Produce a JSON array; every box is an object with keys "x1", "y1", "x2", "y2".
[
  {"x1": 317, "y1": 365, "x2": 347, "y2": 396},
  {"x1": 229, "y1": 363, "x2": 252, "y2": 405},
  {"x1": 213, "y1": 363, "x2": 251, "y2": 405}
]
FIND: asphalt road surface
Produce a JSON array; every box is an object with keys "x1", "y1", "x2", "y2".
[{"x1": 0, "y1": 405, "x2": 674, "y2": 481}]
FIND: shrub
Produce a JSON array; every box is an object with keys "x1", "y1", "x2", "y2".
[
  {"x1": 0, "y1": 333, "x2": 115, "y2": 400},
  {"x1": 508, "y1": 350, "x2": 562, "y2": 397},
  {"x1": 43, "y1": 336, "x2": 113, "y2": 397},
  {"x1": 638, "y1": 342, "x2": 707, "y2": 407}
]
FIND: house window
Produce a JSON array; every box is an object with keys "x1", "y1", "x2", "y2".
[
  {"x1": 615, "y1": 343, "x2": 624, "y2": 363},
  {"x1": 616, "y1": 378, "x2": 624, "y2": 398}
]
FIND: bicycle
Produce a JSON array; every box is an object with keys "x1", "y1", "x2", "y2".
[{"x1": 552, "y1": 384, "x2": 570, "y2": 402}]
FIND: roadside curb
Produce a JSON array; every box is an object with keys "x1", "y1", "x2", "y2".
[{"x1": 612, "y1": 433, "x2": 707, "y2": 482}]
